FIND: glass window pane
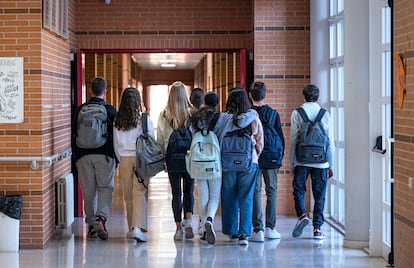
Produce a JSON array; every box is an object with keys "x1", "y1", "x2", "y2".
[
  {"x1": 330, "y1": 67, "x2": 337, "y2": 100},
  {"x1": 330, "y1": 183, "x2": 338, "y2": 218},
  {"x1": 337, "y1": 21, "x2": 344, "y2": 57},
  {"x1": 338, "y1": 66, "x2": 344, "y2": 101},
  {"x1": 330, "y1": 24, "x2": 337, "y2": 59},
  {"x1": 337, "y1": 147, "x2": 345, "y2": 183},
  {"x1": 339, "y1": 187, "x2": 345, "y2": 225},
  {"x1": 338, "y1": 106, "x2": 344, "y2": 141},
  {"x1": 330, "y1": 0, "x2": 336, "y2": 16},
  {"x1": 382, "y1": 51, "x2": 391, "y2": 97},
  {"x1": 338, "y1": 0, "x2": 344, "y2": 13},
  {"x1": 382, "y1": 7, "x2": 391, "y2": 44}
]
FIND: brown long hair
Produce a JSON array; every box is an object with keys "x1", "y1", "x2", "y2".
[{"x1": 115, "y1": 87, "x2": 142, "y2": 131}]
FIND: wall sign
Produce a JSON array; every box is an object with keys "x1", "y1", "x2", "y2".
[{"x1": 0, "y1": 57, "x2": 24, "y2": 123}]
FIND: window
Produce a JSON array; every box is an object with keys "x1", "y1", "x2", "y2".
[
  {"x1": 328, "y1": 0, "x2": 345, "y2": 228},
  {"x1": 43, "y1": 0, "x2": 68, "y2": 38}
]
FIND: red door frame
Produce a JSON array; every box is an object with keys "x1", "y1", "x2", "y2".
[{"x1": 74, "y1": 48, "x2": 247, "y2": 216}]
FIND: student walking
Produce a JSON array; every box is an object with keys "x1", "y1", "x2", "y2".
[
  {"x1": 217, "y1": 87, "x2": 264, "y2": 246},
  {"x1": 113, "y1": 87, "x2": 153, "y2": 242},
  {"x1": 289, "y1": 84, "x2": 334, "y2": 240},
  {"x1": 190, "y1": 92, "x2": 221, "y2": 245},
  {"x1": 189, "y1": 87, "x2": 205, "y2": 236},
  {"x1": 157, "y1": 81, "x2": 195, "y2": 241},
  {"x1": 249, "y1": 81, "x2": 284, "y2": 242},
  {"x1": 71, "y1": 76, "x2": 117, "y2": 241}
]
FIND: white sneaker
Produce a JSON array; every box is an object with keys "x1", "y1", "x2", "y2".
[
  {"x1": 265, "y1": 227, "x2": 281, "y2": 239},
  {"x1": 249, "y1": 230, "x2": 264, "y2": 242},
  {"x1": 184, "y1": 220, "x2": 194, "y2": 239},
  {"x1": 205, "y1": 221, "x2": 216, "y2": 245},
  {"x1": 127, "y1": 227, "x2": 147, "y2": 242},
  {"x1": 174, "y1": 229, "x2": 183, "y2": 241}
]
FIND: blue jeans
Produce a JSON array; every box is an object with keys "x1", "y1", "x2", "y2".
[
  {"x1": 221, "y1": 163, "x2": 258, "y2": 238},
  {"x1": 292, "y1": 166, "x2": 328, "y2": 229},
  {"x1": 168, "y1": 171, "x2": 194, "y2": 223},
  {"x1": 252, "y1": 169, "x2": 278, "y2": 232}
]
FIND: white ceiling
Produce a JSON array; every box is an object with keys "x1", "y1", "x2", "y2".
[{"x1": 131, "y1": 53, "x2": 206, "y2": 70}]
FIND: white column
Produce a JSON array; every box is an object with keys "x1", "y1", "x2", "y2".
[
  {"x1": 343, "y1": 0, "x2": 370, "y2": 248},
  {"x1": 310, "y1": 0, "x2": 329, "y2": 106}
]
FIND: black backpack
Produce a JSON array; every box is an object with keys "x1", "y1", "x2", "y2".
[
  {"x1": 295, "y1": 108, "x2": 329, "y2": 163},
  {"x1": 257, "y1": 109, "x2": 284, "y2": 169},
  {"x1": 166, "y1": 119, "x2": 192, "y2": 173}
]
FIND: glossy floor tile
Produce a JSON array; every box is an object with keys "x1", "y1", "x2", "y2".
[{"x1": 1, "y1": 174, "x2": 388, "y2": 268}]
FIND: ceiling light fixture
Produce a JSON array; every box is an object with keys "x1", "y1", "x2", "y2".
[{"x1": 160, "y1": 63, "x2": 177, "y2": 68}]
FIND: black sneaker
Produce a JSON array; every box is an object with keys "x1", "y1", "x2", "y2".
[
  {"x1": 87, "y1": 225, "x2": 97, "y2": 238},
  {"x1": 313, "y1": 229, "x2": 325, "y2": 240},
  {"x1": 93, "y1": 216, "x2": 108, "y2": 240},
  {"x1": 292, "y1": 213, "x2": 310, "y2": 238},
  {"x1": 238, "y1": 236, "x2": 248, "y2": 246}
]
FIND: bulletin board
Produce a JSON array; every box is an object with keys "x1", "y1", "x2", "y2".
[{"x1": 0, "y1": 57, "x2": 24, "y2": 123}]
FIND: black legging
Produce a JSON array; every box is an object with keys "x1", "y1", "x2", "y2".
[{"x1": 168, "y1": 171, "x2": 194, "y2": 223}]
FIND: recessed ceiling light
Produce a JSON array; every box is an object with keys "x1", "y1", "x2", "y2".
[{"x1": 160, "y1": 63, "x2": 176, "y2": 68}]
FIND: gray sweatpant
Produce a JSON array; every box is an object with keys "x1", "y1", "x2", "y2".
[{"x1": 76, "y1": 154, "x2": 116, "y2": 225}]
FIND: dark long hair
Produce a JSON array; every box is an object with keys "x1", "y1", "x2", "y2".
[
  {"x1": 226, "y1": 87, "x2": 251, "y2": 115},
  {"x1": 115, "y1": 87, "x2": 142, "y2": 131},
  {"x1": 226, "y1": 87, "x2": 252, "y2": 127},
  {"x1": 191, "y1": 106, "x2": 217, "y2": 131}
]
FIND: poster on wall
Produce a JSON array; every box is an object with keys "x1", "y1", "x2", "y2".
[{"x1": 0, "y1": 57, "x2": 24, "y2": 123}]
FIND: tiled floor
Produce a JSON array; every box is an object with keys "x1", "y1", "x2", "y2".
[{"x1": 2, "y1": 173, "x2": 389, "y2": 267}]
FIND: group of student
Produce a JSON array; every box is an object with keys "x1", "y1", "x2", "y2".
[{"x1": 71, "y1": 77, "x2": 334, "y2": 247}]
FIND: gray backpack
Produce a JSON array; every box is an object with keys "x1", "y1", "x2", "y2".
[
  {"x1": 76, "y1": 103, "x2": 108, "y2": 149},
  {"x1": 135, "y1": 113, "x2": 165, "y2": 180},
  {"x1": 295, "y1": 108, "x2": 329, "y2": 163}
]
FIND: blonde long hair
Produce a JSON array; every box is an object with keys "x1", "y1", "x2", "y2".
[{"x1": 163, "y1": 81, "x2": 191, "y2": 129}]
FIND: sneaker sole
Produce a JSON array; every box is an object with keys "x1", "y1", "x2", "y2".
[
  {"x1": 292, "y1": 218, "x2": 310, "y2": 238},
  {"x1": 205, "y1": 222, "x2": 216, "y2": 245},
  {"x1": 93, "y1": 222, "x2": 108, "y2": 240},
  {"x1": 185, "y1": 227, "x2": 194, "y2": 239},
  {"x1": 238, "y1": 240, "x2": 248, "y2": 246}
]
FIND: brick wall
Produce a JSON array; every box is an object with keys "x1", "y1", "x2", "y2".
[
  {"x1": 0, "y1": 0, "x2": 75, "y2": 248},
  {"x1": 393, "y1": 1, "x2": 414, "y2": 267},
  {"x1": 253, "y1": 0, "x2": 310, "y2": 216}
]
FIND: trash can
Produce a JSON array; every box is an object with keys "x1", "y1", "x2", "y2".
[{"x1": 0, "y1": 195, "x2": 22, "y2": 252}]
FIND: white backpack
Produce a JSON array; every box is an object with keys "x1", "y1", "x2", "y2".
[{"x1": 185, "y1": 113, "x2": 221, "y2": 180}]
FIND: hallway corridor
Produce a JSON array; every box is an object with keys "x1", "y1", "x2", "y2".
[{"x1": 2, "y1": 173, "x2": 388, "y2": 267}]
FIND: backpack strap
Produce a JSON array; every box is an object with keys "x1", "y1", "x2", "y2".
[
  {"x1": 296, "y1": 108, "x2": 310, "y2": 122},
  {"x1": 266, "y1": 109, "x2": 277, "y2": 127},
  {"x1": 297, "y1": 107, "x2": 326, "y2": 123},
  {"x1": 141, "y1": 112, "x2": 148, "y2": 135},
  {"x1": 315, "y1": 109, "x2": 326, "y2": 122}
]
